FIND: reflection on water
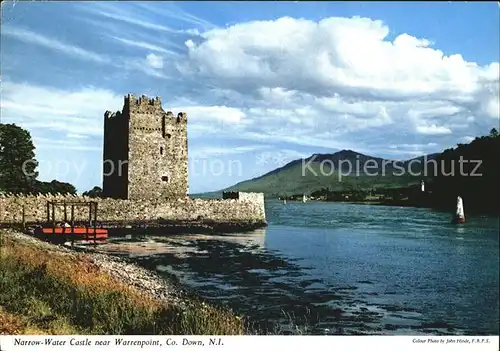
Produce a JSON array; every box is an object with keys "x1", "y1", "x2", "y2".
[
  {"x1": 104, "y1": 230, "x2": 266, "y2": 258},
  {"x1": 93, "y1": 201, "x2": 499, "y2": 335}
]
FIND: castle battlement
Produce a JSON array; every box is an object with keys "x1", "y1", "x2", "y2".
[
  {"x1": 104, "y1": 110, "x2": 123, "y2": 119},
  {"x1": 164, "y1": 111, "x2": 187, "y2": 121},
  {"x1": 125, "y1": 94, "x2": 162, "y2": 107}
]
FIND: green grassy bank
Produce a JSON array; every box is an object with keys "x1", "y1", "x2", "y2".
[{"x1": 0, "y1": 231, "x2": 245, "y2": 335}]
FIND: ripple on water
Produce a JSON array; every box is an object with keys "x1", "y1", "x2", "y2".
[{"x1": 95, "y1": 203, "x2": 499, "y2": 335}]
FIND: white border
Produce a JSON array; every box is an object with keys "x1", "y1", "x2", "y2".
[{"x1": 0, "y1": 335, "x2": 498, "y2": 351}]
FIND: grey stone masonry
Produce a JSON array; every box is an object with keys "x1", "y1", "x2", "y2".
[
  {"x1": 0, "y1": 192, "x2": 266, "y2": 226},
  {"x1": 103, "y1": 94, "x2": 188, "y2": 200}
]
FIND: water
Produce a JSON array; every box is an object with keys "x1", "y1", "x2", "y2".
[{"x1": 98, "y1": 201, "x2": 499, "y2": 335}]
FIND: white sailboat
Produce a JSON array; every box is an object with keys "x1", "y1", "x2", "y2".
[
  {"x1": 302, "y1": 194, "x2": 307, "y2": 203},
  {"x1": 452, "y1": 196, "x2": 466, "y2": 224}
]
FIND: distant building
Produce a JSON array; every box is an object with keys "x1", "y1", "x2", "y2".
[{"x1": 102, "y1": 94, "x2": 188, "y2": 200}]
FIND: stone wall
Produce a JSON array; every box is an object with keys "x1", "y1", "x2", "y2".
[
  {"x1": 0, "y1": 192, "x2": 266, "y2": 227},
  {"x1": 103, "y1": 108, "x2": 129, "y2": 199},
  {"x1": 223, "y1": 191, "x2": 265, "y2": 204}
]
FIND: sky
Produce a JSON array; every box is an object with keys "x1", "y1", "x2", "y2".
[{"x1": 1, "y1": 1, "x2": 499, "y2": 194}]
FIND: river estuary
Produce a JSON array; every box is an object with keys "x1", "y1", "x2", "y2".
[{"x1": 96, "y1": 201, "x2": 499, "y2": 335}]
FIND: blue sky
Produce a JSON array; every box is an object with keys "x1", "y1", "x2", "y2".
[{"x1": 1, "y1": 1, "x2": 499, "y2": 194}]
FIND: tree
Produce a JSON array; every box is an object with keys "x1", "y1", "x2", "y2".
[
  {"x1": 33, "y1": 180, "x2": 77, "y2": 195},
  {"x1": 0, "y1": 123, "x2": 78, "y2": 195},
  {"x1": 430, "y1": 129, "x2": 500, "y2": 214},
  {"x1": 0, "y1": 123, "x2": 39, "y2": 193},
  {"x1": 83, "y1": 186, "x2": 103, "y2": 198}
]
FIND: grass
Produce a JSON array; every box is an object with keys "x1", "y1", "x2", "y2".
[
  {"x1": 0, "y1": 232, "x2": 245, "y2": 335},
  {"x1": 0, "y1": 305, "x2": 80, "y2": 335}
]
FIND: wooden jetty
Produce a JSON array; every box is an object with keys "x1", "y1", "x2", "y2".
[{"x1": 31, "y1": 201, "x2": 108, "y2": 244}]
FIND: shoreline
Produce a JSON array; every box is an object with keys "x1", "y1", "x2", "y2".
[
  {"x1": 0, "y1": 229, "x2": 249, "y2": 335},
  {"x1": 99, "y1": 219, "x2": 267, "y2": 234},
  {"x1": 2, "y1": 220, "x2": 267, "y2": 235},
  {"x1": 345, "y1": 201, "x2": 500, "y2": 215},
  {"x1": 284, "y1": 199, "x2": 432, "y2": 208},
  {"x1": 283, "y1": 199, "x2": 499, "y2": 216}
]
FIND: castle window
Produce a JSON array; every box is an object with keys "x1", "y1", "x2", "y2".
[
  {"x1": 161, "y1": 176, "x2": 169, "y2": 182},
  {"x1": 166, "y1": 133, "x2": 171, "y2": 139},
  {"x1": 160, "y1": 147, "x2": 164, "y2": 155}
]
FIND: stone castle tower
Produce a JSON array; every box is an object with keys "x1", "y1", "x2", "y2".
[{"x1": 102, "y1": 94, "x2": 188, "y2": 200}]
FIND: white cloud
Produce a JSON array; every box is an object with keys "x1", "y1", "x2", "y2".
[
  {"x1": 275, "y1": 149, "x2": 310, "y2": 161},
  {"x1": 480, "y1": 92, "x2": 500, "y2": 118},
  {"x1": 1, "y1": 81, "x2": 123, "y2": 149},
  {"x1": 3, "y1": 11, "x2": 498, "y2": 181},
  {"x1": 2, "y1": 26, "x2": 110, "y2": 63},
  {"x1": 2, "y1": 25, "x2": 175, "y2": 80},
  {"x1": 121, "y1": 56, "x2": 172, "y2": 80},
  {"x1": 173, "y1": 105, "x2": 247, "y2": 124},
  {"x1": 389, "y1": 143, "x2": 438, "y2": 150},
  {"x1": 111, "y1": 36, "x2": 180, "y2": 56},
  {"x1": 33, "y1": 137, "x2": 101, "y2": 151},
  {"x1": 176, "y1": 16, "x2": 498, "y2": 150},
  {"x1": 83, "y1": 5, "x2": 178, "y2": 34},
  {"x1": 146, "y1": 53, "x2": 164, "y2": 69},
  {"x1": 383, "y1": 149, "x2": 432, "y2": 158},
  {"x1": 185, "y1": 16, "x2": 487, "y2": 97},
  {"x1": 189, "y1": 145, "x2": 270, "y2": 158},
  {"x1": 237, "y1": 130, "x2": 359, "y2": 151},
  {"x1": 134, "y1": 2, "x2": 218, "y2": 31},
  {"x1": 416, "y1": 124, "x2": 453, "y2": 135},
  {"x1": 67, "y1": 133, "x2": 89, "y2": 140}
]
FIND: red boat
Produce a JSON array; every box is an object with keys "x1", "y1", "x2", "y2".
[
  {"x1": 41, "y1": 227, "x2": 108, "y2": 237},
  {"x1": 35, "y1": 225, "x2": 108, "y2": 243}
]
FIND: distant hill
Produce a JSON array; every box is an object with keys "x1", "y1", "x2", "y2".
[
  {"x1": 220, "y1": 149, "x2": 439, "y2": 196},
  {"x1": 200, "y1": 130, "x2": 499, "y2": 215},
  {"x1": 189, "y1": 191, "x2": 221, "y2": 199}
]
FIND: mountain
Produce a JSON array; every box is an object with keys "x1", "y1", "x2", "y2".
[{"x1": 221, "y1": 149, "x2": 439, "y2": 196}]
